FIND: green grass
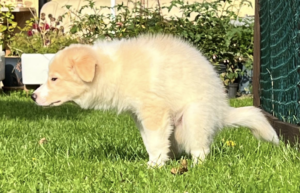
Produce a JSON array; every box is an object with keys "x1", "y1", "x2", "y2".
[{"x1": 0, "y1": 92, "x2": 300, "y2": 192}]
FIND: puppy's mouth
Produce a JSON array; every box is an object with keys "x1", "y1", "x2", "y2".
[{"x1": 49, "y1": 100, "x2": 62, "y2": 106}]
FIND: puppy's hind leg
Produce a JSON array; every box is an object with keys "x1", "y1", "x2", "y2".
[{"x1": 181, "y1": 103, "x2": 219, "y2": 165}]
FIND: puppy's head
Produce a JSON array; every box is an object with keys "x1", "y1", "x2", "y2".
[{"x1": 32, "y1": 44, "x2": 98, "y2": 106}]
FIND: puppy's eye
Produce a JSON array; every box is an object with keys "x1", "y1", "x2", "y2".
[{"x1": 51, "y1": 78, "x2": 58, "y2": 81}]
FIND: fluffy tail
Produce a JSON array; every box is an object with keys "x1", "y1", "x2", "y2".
[{"x1": 224, "y1": 106, "x2": 279, "y2": 145}]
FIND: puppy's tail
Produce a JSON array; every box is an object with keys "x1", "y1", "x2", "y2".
[{"x1": 223, "y1": 106, "x2": 279, "y2": 145}]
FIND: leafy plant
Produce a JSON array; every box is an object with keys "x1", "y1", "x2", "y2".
[
  {"x1": 220, "y1": 61, "x2": 241, "y2": 86},
  {"x1": 0, "y1": 3, "x2": 18, "y2": 48},
  {"x1": 7, "y1": 0, "x2": 254, "y2": 84},
  {"x1": 7, "y1": 14, "x2": 79, "y2": 56},
  {"x1": 65, "y1": 0, "x2": 253, "y2": 79},
  {"x1": 64, "y1": 0, "x2": 169, "y2": 43}
]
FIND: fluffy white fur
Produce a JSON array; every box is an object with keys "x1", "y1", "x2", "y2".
[{"x1": 33, "y1": 34, "x2": 279, "y2": 166}]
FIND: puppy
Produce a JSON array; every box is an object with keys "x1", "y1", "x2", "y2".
[{"x1": 32, "y1": 34, "x2": 279, "y2": 166}]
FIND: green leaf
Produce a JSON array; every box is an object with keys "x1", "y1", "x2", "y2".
[
  {"x1": 65, "y1": 5, "x2": 72, "y2": 9},
  {"x1": 70, "y1": 25, "x2": 78, "y2": 34},
  {"x1": 0, "y1": 25, "x2": 7, "y2": 32}
]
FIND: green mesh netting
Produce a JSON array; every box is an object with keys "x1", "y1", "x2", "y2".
[{"x1": 259, "y1": 0, "x2": 300, "y2": 124}]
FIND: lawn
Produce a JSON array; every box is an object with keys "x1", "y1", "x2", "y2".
[{"x1": 0, "y1": 91, "x2": 299, "y2": 192}]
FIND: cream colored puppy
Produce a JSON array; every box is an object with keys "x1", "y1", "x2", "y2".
[{"x1": 32, "y1": 35, "x2": 279, "y2": 166}]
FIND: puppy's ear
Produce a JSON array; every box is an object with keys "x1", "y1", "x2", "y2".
[{"x1": 73, "y1": 53, "x2": 97, "y2": 82}]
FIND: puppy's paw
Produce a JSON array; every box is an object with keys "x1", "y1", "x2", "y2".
[
  {"x1": 147, "y1": 160, "x2": 165, "y2": 169},
  {"x1": 191, "y1": 158, "x2": 204, "y2": 168}
]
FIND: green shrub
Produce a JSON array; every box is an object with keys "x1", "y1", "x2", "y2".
[
  {"x1": 8, "y1": 16, "x2": 79, "y2": 56},
  {"x1": 7, "y1": 0, "x2": 253, "y2": 88},
  {"x1": 8, "y1": 32, "x2": 79, "y2": 56},
  {"x1": 66, "y1": 1, "x2": 252, "y2": 63},
  {"x1": 66, "y1": 0, "x2": 253, "y2": 86},
  {"x1": 0, "y1": 3, "x2": 18, "y2": 48}
]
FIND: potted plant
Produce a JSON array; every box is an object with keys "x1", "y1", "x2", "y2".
[
  {"x1": 0, "y1": 3, "x2": 17, "y2": 52},
  {"x1": 239, "y1": 53, "x2": 253, "y2": 94},
  {"x1": 220, "y1": 61, "x2": 241, "y2": 98},
  {"x1": 7, "y1": 14, "x2": 78, "y2": 85},
  {"x1": 0, "y1": 3, "x2": 22, "y2": 90}
]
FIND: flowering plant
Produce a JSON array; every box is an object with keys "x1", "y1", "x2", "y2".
[
  {"x1": 7, "y1": 14, "x2": 77, "y2": 56},
  {"x1": 27, "y1": 13, "x2": 65, "y2": 36}
]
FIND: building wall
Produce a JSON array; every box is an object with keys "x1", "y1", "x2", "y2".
[
  {"x1": 2, "y1": 0, "x2": 39, "y2": 14},
  {"x1": 25, "y1": 0, "x2": 254, "y2": 17},
  {"x1": 203, "y1": 0, "x2": 254, "y2": 16}
]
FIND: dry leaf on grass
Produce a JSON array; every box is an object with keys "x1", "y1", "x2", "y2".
[
  {"x1": 171, "y1": 159, "x2": 188, "y2": 175},
  {"x1": 39, "y1": 138, "x2": 47, "y2": 145}
]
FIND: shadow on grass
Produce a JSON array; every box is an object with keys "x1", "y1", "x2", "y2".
[
  {"x1": 88, "y1": 143, "x2": 148, "y2": 161},
  {"x1": 0, "y1": 99, "x2": 92, "y2": 121}
]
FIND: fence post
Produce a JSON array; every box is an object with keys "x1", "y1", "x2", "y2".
[{"x1": 253, "y1": 0, "x2": 261, "y2": 107}]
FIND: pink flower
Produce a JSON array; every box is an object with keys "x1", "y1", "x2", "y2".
[{"x1": 28, "y1": 22, "x2": 50, "y2": 36}]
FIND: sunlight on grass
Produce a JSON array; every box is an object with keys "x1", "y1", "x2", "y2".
[{"x1": 0, "y1": 92, "x2": 299, "y2": 192}]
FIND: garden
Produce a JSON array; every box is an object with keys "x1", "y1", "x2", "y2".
[
  {"x1": 1, "y1": 92, "x2": 300, "y2": 192},
  {"x1": 1, "y1": 0, "x2": 254, "y2": 96},
  {"x1": 1, "y1": 0, "x2": 299, "y2": 192}
]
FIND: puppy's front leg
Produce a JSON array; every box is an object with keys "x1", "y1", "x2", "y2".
[{"x1": 137, "y1": 106, "x2": 173, "y2": 167}]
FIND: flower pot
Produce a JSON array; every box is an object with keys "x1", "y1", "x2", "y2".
[
  {"x1": 239, "y1": 65, "x2": 253, "y2": 94},
  {"x1": 2, "y1": 57, "x2": 23, "y2": 90},
  {"x1": 228, "y1": 83, "x2": 238, "y2": 98},
  {"x1": 21, "y1": 53, "x2": 55, "y2": 84},
  {"x1": 5, "y1": 49, "x2": 11, "y2": 57},
  {"x1": 0, "y1": 51, "x2": 5, "y2": 81}
]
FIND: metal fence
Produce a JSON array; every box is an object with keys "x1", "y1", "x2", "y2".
[{"x1": 259, "y1": 0, "x2": 300, "y2": 125}]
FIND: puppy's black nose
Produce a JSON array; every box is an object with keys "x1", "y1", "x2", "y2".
[{"x1": 31, "y1": 93, "x2": 37, "y2": 102}]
